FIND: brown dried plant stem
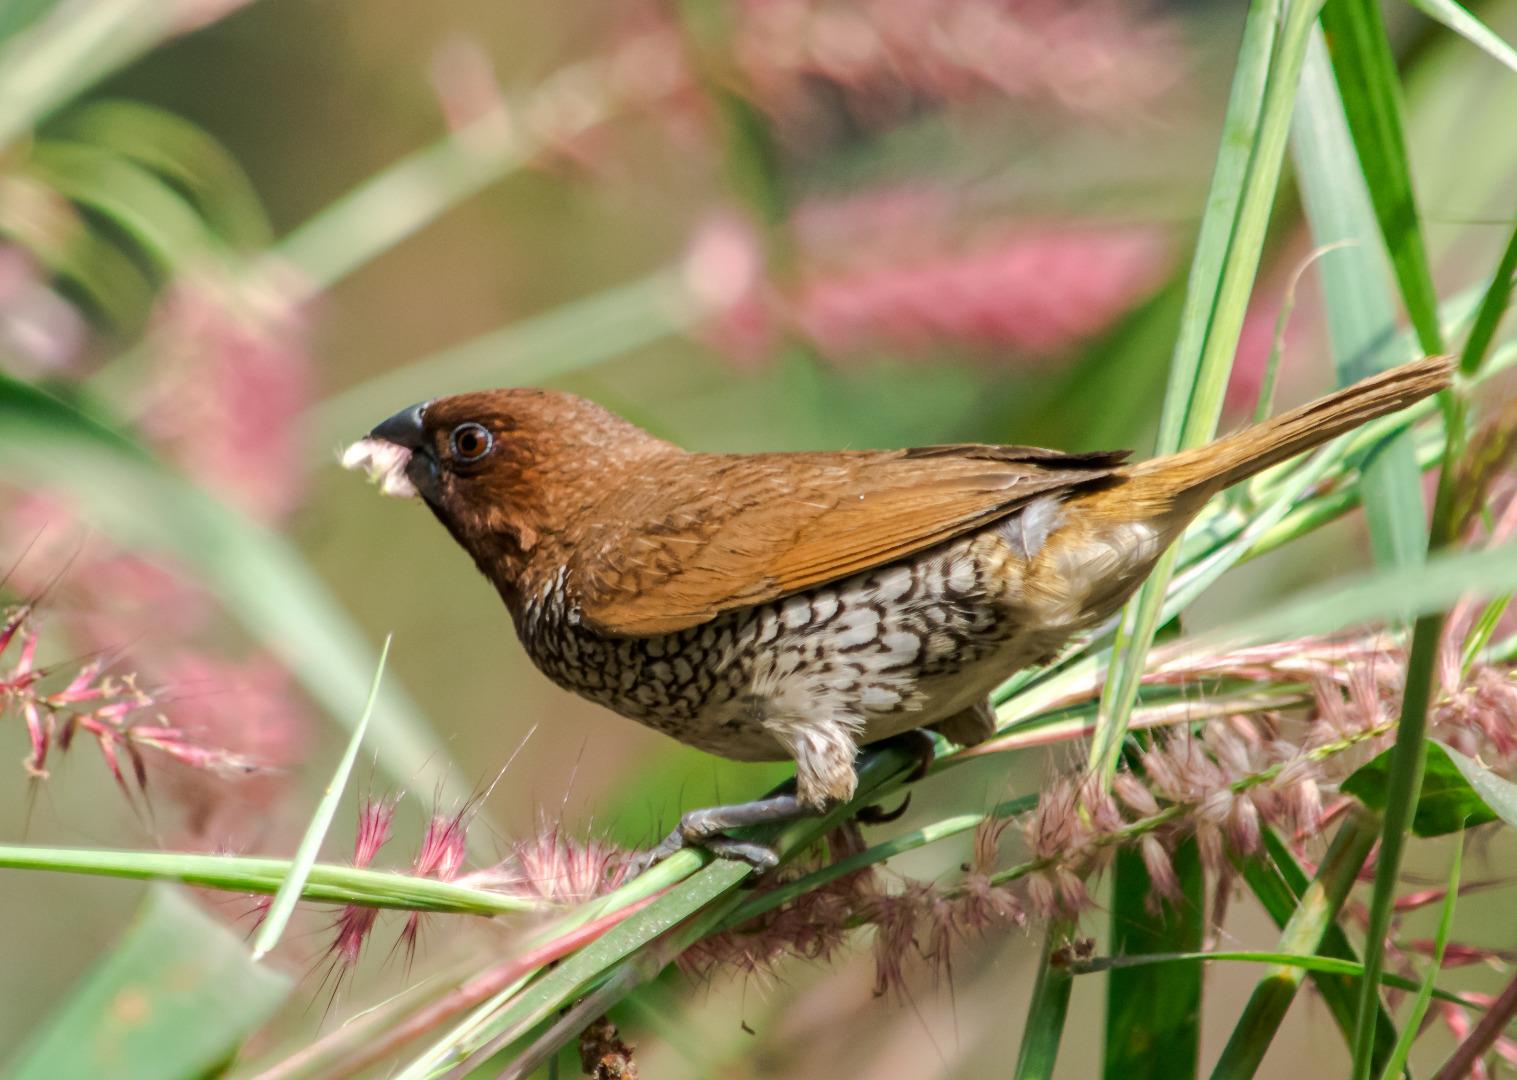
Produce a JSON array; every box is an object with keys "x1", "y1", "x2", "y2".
[{"x1": 1431, "y1": 968, "x2": 1517, "y2": 1080}]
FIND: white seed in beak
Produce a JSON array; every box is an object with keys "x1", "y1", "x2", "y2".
[{"x1": 341, "y1": 438, "x2": 420, "y2": 499}]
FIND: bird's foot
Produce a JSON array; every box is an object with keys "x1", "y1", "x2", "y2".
[{"x1": 631, "y1": 792, "x2": 810, "y2": 875}]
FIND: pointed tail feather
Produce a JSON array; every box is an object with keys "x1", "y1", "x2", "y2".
[{"x1": 1127, "y1": 354, "x2": 1452, "y2": 500}]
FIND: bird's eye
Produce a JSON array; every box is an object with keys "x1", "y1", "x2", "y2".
[{"x1": 449, "y1": 422, "x2": 493, "y2": 463}]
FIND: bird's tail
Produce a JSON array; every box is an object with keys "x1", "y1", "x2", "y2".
[{"x1": 1122, "y1": 354, "x2": 1453, "y2": 507}]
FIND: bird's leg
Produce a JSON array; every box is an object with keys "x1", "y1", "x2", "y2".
[
  {"x1": 634, "y1": 729, "x2": 942, "y2": 873},
  {"x1": 637, "y1": 790, "x2": 810, "y2": 872}
]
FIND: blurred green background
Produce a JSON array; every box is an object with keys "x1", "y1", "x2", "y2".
[{"x1": 3, "y1": 0, "x2": 1517, "y2": 1075}]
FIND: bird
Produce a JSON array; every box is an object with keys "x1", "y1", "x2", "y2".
[{"x1": 343, "y1": 354, "x2": 1452, "y2": 866}]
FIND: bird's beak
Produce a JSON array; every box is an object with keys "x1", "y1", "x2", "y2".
[
  {"x1": 341, "y1": 401, "x2": 437, "y2": 500},
  {"x1": 369, "y1": 403, "x2": 425, "y2": 449}
]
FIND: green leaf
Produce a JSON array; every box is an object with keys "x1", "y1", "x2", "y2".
[
  {"x1": 0, "y1": 374, "x2": 472, "y2": 817},
  {"x1": 1193, "y1": 538, "x2": 1517, "y2": 649},
  {"x1": 6, "y1": 886, "x2": 290, "y2": 1080},
  {"x1": 1104, "y1": 840, "x2": 1203, "y2": 1079},
  {"x1": 251, "y1": 636, "x2": 391, "y2": 961},
  {"x1": 1343, "y1": 741, "x2": 1517, "y2": 835}
]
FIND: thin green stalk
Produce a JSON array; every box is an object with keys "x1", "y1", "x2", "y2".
[
  {"x1": 1377, "y1": 833, "x2": 1462, "y2": 1080},
  {"x1": 1094, "y1": 0, "x2": 1328, "y2": 783},
  {"x1": 1015, "y1": 924, "x2": 1075, "y2": 1079},
  {"x1": 1210, "y1": 809, "x2": 1381, "y2": 1079},
  {"x1": 1067, "y1": 953, "x2": 1479, "y2": 1008},
  {"x1": 0, "y1": 846, "x2": 539, "y2": 916},
  {"x1": 1353, "y1": 209, "x2": 1517, "y2": 1080},
  {"x1": 252, "y1": 635, "x2": 390, "y2": 961}
]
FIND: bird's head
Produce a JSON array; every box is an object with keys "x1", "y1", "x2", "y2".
[{"x1": 343, "y1": 389, "x2": 676, "y2": 591}]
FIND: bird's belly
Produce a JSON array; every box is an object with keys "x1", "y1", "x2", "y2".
[{"x1": 519, "y1": 525, "x2": 1113, "y2": 762}]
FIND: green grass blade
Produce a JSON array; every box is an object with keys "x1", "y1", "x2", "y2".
[
  {"x1": 1104, "y1": 840, "x2": 1204, "y2": 1079},
  {"x1": 46, "y1": 99, "x2": 273, "y2": 248},
  {"x1": 1015, "y1": 925, "x2": 1076, "y2": 1080},
  {"x1": 1377, "y1": 833, "x2": 1462, "y2": 1080},
  {"x1": 0, "y1": 0, "x2": 225, "y2": 148},
  {"x1": 1245, "y1": 829, "x2": 1400, "y2": 1072},
  {"x1": 1352, "y1": 615, "x2": 1443, "y2": 1078},
  {"x1": 251, "y1": 635, "x2": 392, "y2": 961},
  {"x1": 0, "y1": 374, "x2": 468, "y2": 809},
  {"x1": 1405, "y1": 0, "x2": 1517, "y2": 75},
  {"x1": 1093, "y1": 0, "x2": 1324, "y2": 783},
  {"x1": 1193, "y1": 539, "x2": 1517, "y2": 649},
  {"x1": 1320, "y1": 0, "x2": 1445, "y2": 354},
  {"x1": 1209, "y1": 810, "x2": 1381, "y2": 1079},
  {"x1": 1456, "y1": 218, "x2": 1517, "y2": 376},
  {"x1": 1292, "y1": 26, "x2": 1429, "y2": 568},
  {"x1": 27, "y1": 140, "x2": 223, "y2": 272},
  {"x1": 0, "y1": 845, "x2": 539, "y2": 916},
  {"x1": 6, "y1": 886, "x2": 290, "y2": 1080},
  {"x1": 315, "y1": 269, "x2": 698, "y2": 443},
  {"x1": 1069, "y1": 952, "x2": 1477, "y2": 1008}
]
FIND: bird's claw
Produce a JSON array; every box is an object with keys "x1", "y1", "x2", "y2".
[{"x1": 629, "y1": 793, "x2": 804, "y2": 876}]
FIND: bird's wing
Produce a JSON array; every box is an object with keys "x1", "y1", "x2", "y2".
[{"x1": 569, "y1": 444, "x2": 1126, "y2": 637}]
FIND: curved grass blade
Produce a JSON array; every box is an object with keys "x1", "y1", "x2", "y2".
[
  {"x1": 47, "y1": 99, "x2": 273, "y2": 248},
  {"x1": 251, "y1": 635, "x2": 391, "y2": 961},
  {"x1": 26, "y1": 140, "x2": 223, "y2": 272},
  {"x1": 0, "y1": 0, "x2": 241, "y2": 149},
  {"x1": 1244, "y1": 829, "x2": 1399, "y2": 1073}
]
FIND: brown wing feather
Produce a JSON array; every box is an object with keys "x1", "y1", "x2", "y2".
[{"x1": 570, "y1": 445, "x2": 1126, "y2": 637}]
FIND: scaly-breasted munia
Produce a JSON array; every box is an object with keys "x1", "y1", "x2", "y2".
[{"x1": 344, "y1": 354, "x2": 1451, "y2": 865}]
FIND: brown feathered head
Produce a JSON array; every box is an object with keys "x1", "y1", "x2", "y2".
[{"x1": 342, "y1": 390, "x2": 677, "y2": 599}]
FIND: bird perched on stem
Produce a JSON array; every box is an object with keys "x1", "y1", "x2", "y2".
[{"x1": 344, "y1": 354, "x2": 1452, "y2": 866}]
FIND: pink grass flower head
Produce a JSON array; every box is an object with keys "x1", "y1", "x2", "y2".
[
  {"x1": 467, "y1": 822, "x2": 630, "y2": 905},
  {"x1": 3, "y1": 494, "x2": 213, "y2": 651},
  {"x1": 731, "y1": 0, "x2": 1185, "y2": 149},
  {"x1": 138, "y1": 273, "x2": 312, "y2": 522},
  {"x1": 0, "y1": 245, "x2": 86, "y2": 378},
  {"x1": 322, "y1": 795, "x2": 398, "y2": 979}
]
